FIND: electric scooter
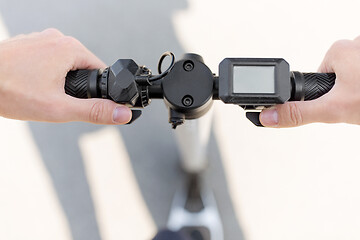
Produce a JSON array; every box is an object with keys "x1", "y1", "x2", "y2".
[{"x1": 65, "y1": 52, "x2": 335, "y2": 240}]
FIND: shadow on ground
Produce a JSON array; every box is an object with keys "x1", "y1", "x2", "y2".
[{"x1": 0, "y1": 0, "x2": 244, "y2": 239}]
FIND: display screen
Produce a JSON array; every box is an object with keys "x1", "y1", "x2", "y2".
[{"x1": 232, "y1": 66, "x2": 275, "y2": 94}]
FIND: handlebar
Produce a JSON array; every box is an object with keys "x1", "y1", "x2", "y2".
[
  {"x1": 65, "y1": 53, "x2": 336, "y2": 128},
  {"x1": 295, "y1": 72, "x2": 336, "y2": 101}
]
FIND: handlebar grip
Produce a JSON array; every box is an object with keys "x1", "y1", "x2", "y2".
[
  {"x1": 291, "y1": 72, "x2": 336, "y2": 101},
  {"x1": 65, "y1": 69, "x2": 99, "y2": 99},
  {"x1": 65, "y1": 69, "x2": 142, "y2": 125},
  {"x1": 303, "y1": 73, "x2": 336, "y2": 101}
]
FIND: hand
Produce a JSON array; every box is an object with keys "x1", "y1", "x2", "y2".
[
  {"x1": 0, "y1": 28, "x2": 132, "y2": 124},
  {"x1": 260, "y1": 36, "x2": 360, "y2": 127}
]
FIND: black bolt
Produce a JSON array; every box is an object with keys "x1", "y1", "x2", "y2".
[
  {"x1": 182, "y1": 95, "x2": 193, "y2": 106},
  {"x1": 183, "y1": 60, "x2": 194, "y2": 72}
]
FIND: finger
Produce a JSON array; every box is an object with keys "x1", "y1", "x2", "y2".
[
  {"x1": 62, "y1": 97, "x2": 132, "y2": 125},
  {"x1": 354, "y1": 35, "x2": 360, "y2": 43},
  {"x1": 318, "y1": 39, "x2": 354, "y2": 73},
  {"x1": 318, "y1": 56, "x2": 333, "y2": 73},
  {"x1": 260, "y1": 99, "x2": 335, "y2": 128},
  {"x1": 40, "y1": 28, "x2": 65, "y2": 38},
  {"x1": 318, "y1": 45, "x2": 335, "y2": 73},
  {"x1": 60, "y1": 36, "x2": 107, "y2": 70},
  {"x1": 72, "y1": 43, "x2": 107, "y2": 70},
  {"x1": 12, "y1": 29, "x2": 63, "y2": 42},
  {"x1": 11, "y1": 34, "x2": 26, "y2": 40}
]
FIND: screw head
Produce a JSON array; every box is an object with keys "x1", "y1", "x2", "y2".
[
  {"x1": 183, "y1": 60, "x2": 194, "y2": 72},
  {"x1": 182, "y1": 95, "x2": 193, "y2": 107}
]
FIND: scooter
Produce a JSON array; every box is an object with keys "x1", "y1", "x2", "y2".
[{"x1": 65, "y1": 52, "x2": 335, "y2": 240}]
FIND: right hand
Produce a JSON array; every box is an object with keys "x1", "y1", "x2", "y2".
[{"x1": 260, "y1": 36, "x2": 360, "y2": 128}]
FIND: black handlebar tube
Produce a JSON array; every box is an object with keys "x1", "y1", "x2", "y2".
[{"x1": 65, "y1": 54, "x2": 336, "y2": 128}]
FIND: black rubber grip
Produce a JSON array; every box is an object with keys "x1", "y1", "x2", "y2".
[
  {"x1": 65, "y1": 70, "x2": 92, "y2": 98},
  {"x1": 303, "y1": 73, "x2": 336, "y2": 101}
]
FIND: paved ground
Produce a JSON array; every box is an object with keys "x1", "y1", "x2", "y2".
[{"x1": 1, "y1": 0, "x2": 360, "y2": 239}]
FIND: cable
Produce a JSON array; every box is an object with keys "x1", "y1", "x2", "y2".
[
  {"x1": 149, "y1": 51, "x2": 175, "y2": 82},
  {"x1": 157, "y1": 51, "x2": 175, "y2": 74}
]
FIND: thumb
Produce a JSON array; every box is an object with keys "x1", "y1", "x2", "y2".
[
  {"x1": 259, "y1": 101, "x2": 327, "y2": 128},
  {"x1": 66, "y1": 98, "x2": 132, "y2": 125}
]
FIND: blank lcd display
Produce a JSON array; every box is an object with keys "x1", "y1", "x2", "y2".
[{"x1": 233, "y1": 66, "x2": 275, "y2": 94}]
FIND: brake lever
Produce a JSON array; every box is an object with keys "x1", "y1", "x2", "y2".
[
  {"x1": 126, "y1": 110, "x2": 142, "y2": 125},
  {"x1": 245, "y1": 112, "x2": 264, "y2": 127}
]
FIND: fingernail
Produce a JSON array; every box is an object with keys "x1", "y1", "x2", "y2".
[
  {"x1": 113, "y1": 106, "x2": 132, "y2": 124},
  {"x1": 260, "y1": 108, "x2": 279, "y2": 127}
]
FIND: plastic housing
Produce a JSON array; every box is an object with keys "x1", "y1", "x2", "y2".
[{"x1": 219, "y1": 58, "x2": 291, "y2": 106}]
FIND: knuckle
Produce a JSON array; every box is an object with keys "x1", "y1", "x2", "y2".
[
  {"x1": 14, "y1": 34, "x2": 26, "y2": 39},
  {"x1": 330, "y1": 39, "x2": 354, "y2": 56},
  {"x1": 89, "y1": 101, "x2": 106, "y2": 123},
  {"x1": 354, "y1": 35, "x2": 360, "y2": 43},
  {"x1": 42, "y1": 28, "x2": 64, "y2": 37},
  {"x1": 286, "y1": 103, "x2": 303, "y2": 126},
  {"x1": 61, "y1": 36, "x2": 80, "y2": 46},
  {"x1": 55, "y1": 36, "x2": 82, "y2": 55}
]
